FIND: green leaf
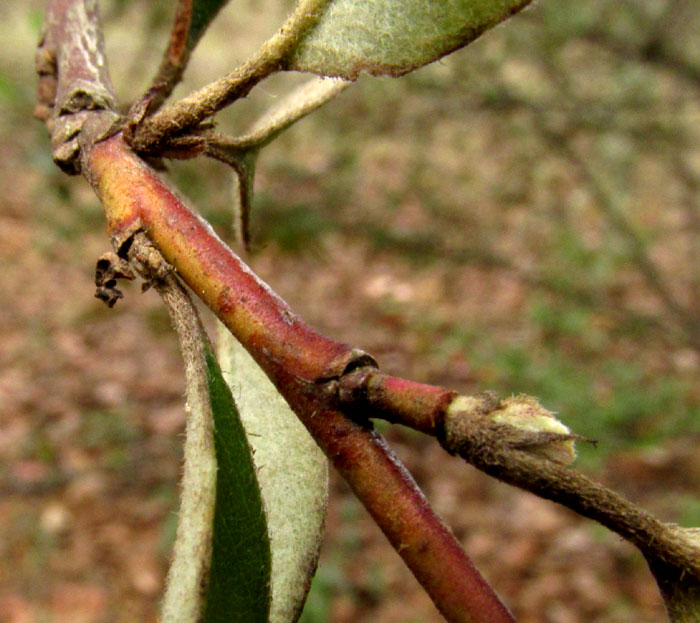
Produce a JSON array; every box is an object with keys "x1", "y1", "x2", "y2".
[
  {"x1": 218, "y1": 328, "x2": 328, "y2": 623},
  {"x1": 203, "y1": 345, "x2": 271, "y2": 623},
  {"x1": 288, "y1": 0, "x2": 533, "y2": 79},
  {"x1": 188, "y1": 0, "x2": 230, "y2": 50}
]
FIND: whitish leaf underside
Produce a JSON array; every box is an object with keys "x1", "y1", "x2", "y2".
[
  {"x1": 218, "y1": 328, "x2": 328, "y2": 623},
  {"x1": 289, "y1": 0, "x2": 533, "y2": 79}
]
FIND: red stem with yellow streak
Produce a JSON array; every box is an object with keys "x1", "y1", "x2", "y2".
[{"x1": 85, "y1": 132, "x2": 514, "y2": 623}]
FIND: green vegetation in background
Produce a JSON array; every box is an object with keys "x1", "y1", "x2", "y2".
[
  {"x1": 299, "y1": 498, "x2": 388, "y2": 623},
  {"x1": 298, "y1": 564, "x2": 345, "y2": 623},
  {"x1": 469, "y1": 339, "x2": 699, "y2": 463},
  {"x1": 679, "y1": 498, "x2": 700, "y2": 530}
]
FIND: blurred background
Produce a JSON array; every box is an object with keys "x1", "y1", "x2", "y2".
[{"x1": 1, "y1": 1, "x2": 699, "y2": 621}]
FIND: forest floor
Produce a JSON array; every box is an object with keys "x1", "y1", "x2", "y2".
[{"x1": 2, "y1": 1, "x2": 699, "y2": 622}]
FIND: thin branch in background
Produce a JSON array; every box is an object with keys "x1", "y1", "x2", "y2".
[
  {"x1": 531, "y1": 113, "x2": 699, "y2": 350},
  {"x1": 460, "y1": 27, "x2": 699, "y2": 349},
  {"x1": 526, "y1": 44, "x2": 699, "y2": 350},
  {"x1": 673, "y1": 155, "x2": 700, "y2": 326},
  {"x1": 147, "y1": 0, "x2": 231, "y2": 113}
]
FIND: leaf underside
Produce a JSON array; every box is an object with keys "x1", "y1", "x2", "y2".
[
  {"x1": 288, "y1": 0, "x2": 534, "y2": 79},
  {"x1": 218, "y1": 329, "x2": 328, "y2": 623},
  {"x1": 203, "y1": 346, "x2": 271, "y2": 623}
]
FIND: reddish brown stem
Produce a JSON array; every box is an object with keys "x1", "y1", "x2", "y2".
[
  {"x1": 338, "y1": 367, "x2": 457, "y2": 435},
  {"x1": 146, "y1": 0, "x2": 194, "y2": 112},
  {"x1": 87, "y1": 134, "x2": 359, "y2": 385},
  {"x1": 39, "y1": 1, "x2": 515, "y2": 616},
  {"x1": 83, "y1": 133, "x2": 514, "y2": 623},
  {"x1": 293, "y1": 399, "x2": 515, "y2": 623}
]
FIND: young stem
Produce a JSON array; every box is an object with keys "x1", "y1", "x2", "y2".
[{"x1": 128, "y1": 0, "x2": 332, "y2": 153}]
